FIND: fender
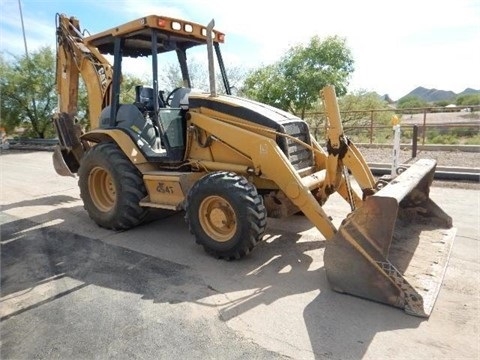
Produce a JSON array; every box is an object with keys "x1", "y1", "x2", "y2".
[{"x1": 82, "y1": 129, "x2": 150, "y2": 166}]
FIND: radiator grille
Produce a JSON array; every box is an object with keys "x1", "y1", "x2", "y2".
[{"x1": 282, "y1": 121, "x2": 314, "y2": 170}]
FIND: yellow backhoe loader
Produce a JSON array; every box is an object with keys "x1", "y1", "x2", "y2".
[{"x1": 52, "y1": 13, "x2": 456, "y2": 317}]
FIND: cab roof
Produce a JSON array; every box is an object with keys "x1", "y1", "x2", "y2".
[{"x1": 84, "y1": 15, "x2": 225, "y2": 57}]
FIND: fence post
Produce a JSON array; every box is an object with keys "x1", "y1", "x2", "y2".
[
  {"x1": 412, "y1": 125, "x2": 418, "y2": 158},
  {"x1": 422, "y1": 109, "x2": 427, "y2": 145},
  {"x1": 391, "y1": 115, "x2": 401, "y2": 178},
  {"x1": 369, "y1": 110, "x2": 374, "y2": 144}
]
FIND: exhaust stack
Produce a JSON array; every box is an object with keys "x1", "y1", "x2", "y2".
[{"x1": 206, "y1": 19, "x2": 217, "y2": 97}]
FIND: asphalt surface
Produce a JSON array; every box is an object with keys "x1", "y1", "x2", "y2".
[{"x1": 1, "y1": 150, "x2": 479, "y2": 360}]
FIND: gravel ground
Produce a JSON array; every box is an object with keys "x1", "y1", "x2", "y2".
[
  {"x1": 357, "y1": 146, "x2": 479, "y2": 168},
  {"x1": 357, "y1": 146, "x2": 479, "y2": 190}
]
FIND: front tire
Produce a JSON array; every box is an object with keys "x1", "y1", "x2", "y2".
[
  {"x1": 78, "y1": 142, "x2": 147, "y2": 230},
  {"x1": 185, "y1": 171, "x2": 267, "y2": 260}
]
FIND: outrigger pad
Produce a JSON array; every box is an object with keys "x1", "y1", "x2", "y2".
[{"x1": 324, "y1": 159, "x2": 456, "y2": 317}]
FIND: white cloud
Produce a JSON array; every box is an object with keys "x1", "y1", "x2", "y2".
[
  {"x1": 170, "y1": 0, "x2": 480, "y2": 98},
  {"x1": 1, "y1": 0, "x2": 478, "y2": 99}
]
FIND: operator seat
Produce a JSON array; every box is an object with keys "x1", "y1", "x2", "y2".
[
  {"x1": 98, "y1": 105, "x2": 161, "y2": 151},
  {"x1": 134, "y1": 85, "x2": 165, "y2": 111}
]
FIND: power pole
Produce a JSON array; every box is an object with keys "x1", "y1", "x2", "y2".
[
  {"x1": 18, "y1": 0, "x2": 29, "y2": 57},
  {"x1": 18, "y1": 0, "x2": 39, "y2": 137}
]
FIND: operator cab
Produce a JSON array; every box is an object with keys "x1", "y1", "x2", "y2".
[
  {"x1": 134, "y1": 85, "x2": 166, "y2": 111},
  {"x1": 98, "y1": 85, "x2": 189, "y2": 163},
  {"x1": 85, "y1": 15, "x2": 230, "y2": 164}
]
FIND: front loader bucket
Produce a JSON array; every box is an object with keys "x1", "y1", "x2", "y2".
[{"x1": 324, "y1": 159, "x2": 456, "y2": 317}]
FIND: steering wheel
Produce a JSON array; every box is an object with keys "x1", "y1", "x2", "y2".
[{"x1": 165, "y1": 87, "x2": 184, "y2": 107}]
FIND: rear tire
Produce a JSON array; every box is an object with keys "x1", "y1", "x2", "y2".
[
  {"x1": 78, "y1": 142, "x2": 147, "y2": 230},
  {"x1": 185, "y1": 171, "x2": 267, "y2": 260}
]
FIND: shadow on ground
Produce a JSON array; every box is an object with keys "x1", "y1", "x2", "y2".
[{"x1": 1, "y1": 195, "x2": 423, "y2": 359}]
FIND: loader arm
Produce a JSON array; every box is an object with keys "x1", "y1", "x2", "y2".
[
  {"x1": 189, "y1": 84, "x2": 455, "y2": 317},
  {"x1": 318, "y1": 87, "x2": 455, "y2": 317},
  {"x1": 189, "y1": 111, "x2": 338, "y2": 240},
  {"x1": 320, "y1": 85, "x2": 376, "y2": 208}
]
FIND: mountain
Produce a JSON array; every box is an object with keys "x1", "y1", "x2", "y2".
[
  {"x1": 382, "y1": 94, "x2": 395, "y2": 104},
  {"x1": 458, "y1": 88, "x2": 480, "y2": 97},
  {"x1": 401, "y1": 87, "x2": 456, "y2": 102},
  {"x1": 398, "y1": 87, "x2": 480, "y2": 103}
]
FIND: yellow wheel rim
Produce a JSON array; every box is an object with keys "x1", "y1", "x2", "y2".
[
  {"x1": 88, "y1": 166, "x2": 116, "y2": 212},
  {"x1": 199, "y1": 195, "x2": 237, "y2": 242}
]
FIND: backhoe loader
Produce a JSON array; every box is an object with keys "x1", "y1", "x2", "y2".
[{"x1": 52, "y1": 13, "x2": 456, "y2": 317}]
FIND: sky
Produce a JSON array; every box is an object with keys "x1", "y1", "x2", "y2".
[{"x1": 1, "y1": 0, "x2": 479, "y2": 100}]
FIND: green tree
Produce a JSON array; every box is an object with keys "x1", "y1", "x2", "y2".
[
  {"x1": 159, "y1": 58, "x2": 246, "y2": 95},
  {"x1": 0, "y1": 46, "x2": 155, "y2": 137},
  {"x1": 1, "y1": 47, "x2": 56, "y2": 138},
  {"x1": 242, "y1": 64, "x2": 289, "y2": 109},
  {"x1": 119, "y1": 74, "x2": 146, "y2": 103},
  {"x1": 0, "y1": 56, "x2": 20, "y2": 134},
  {"x1": 434, "y1": 100, "x2": 451, "y2": 107},
  {"x1": 243, "y1": 35, "x2": 354, "y2": 119},
  {"x1": 396, "y1": 96, "x2": 429, "y2": 113},
  {"x1": 306, "y1": 90, "x2": 392, "y2": 140},
  {"x1": 456, "y1": 93, "x2": 480, "y2": 106},
  {"x1": 338, "y1": 90, "x2": 392, "y2": 125}
]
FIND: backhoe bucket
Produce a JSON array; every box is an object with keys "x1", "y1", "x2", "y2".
[
  {"x1": 324, "y1": 159, "x2": 456, "y2": 317},
  {"x1": 53, "y1": 146, "x2": 75, "y2": 177}
]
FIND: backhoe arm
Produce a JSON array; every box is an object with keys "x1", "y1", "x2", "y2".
[
  {"x1": 52, "y1": 14, "x2": 113, "y2": 176},
  {"x1": 55, "y1": 13, "x2": 113, "y2": 127}
]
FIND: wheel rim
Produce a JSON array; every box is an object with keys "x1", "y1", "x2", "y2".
[
  {"x1": 88, "y1": 166, "x2": 116, "y2": 212},
  {"x1": 199, "y1": 195, "x2": 237, "y2": 242}
]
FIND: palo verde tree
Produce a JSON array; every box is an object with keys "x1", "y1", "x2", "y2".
[
  {"x1": 159, "y1": 58, "x2": 247, "y2": 95},
  {"x1": 243, "y1": 35, "x2": 354, "y2": 119},
  {"x1": 456, "y1": 93, "x2": 480, "y2": 106},
  {"x1": 306, "y1": 89, "x2": 392, "y2": 140},
  {"x1": 1, "y1": 47, "x2": 57, "y2": 138},
  {"x1": 396, "y1": 96, "x2": 429, "y2": 113},
  {"x1": 0, "y1": 46, "x2": 148, "y2": 137},
  {"x1": 241, "y1": 64, "x2": 289, "y2": 109}
]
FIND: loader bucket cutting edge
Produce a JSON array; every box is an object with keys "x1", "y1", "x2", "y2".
[{"x1": 324, "y1": 159, "x2": 456, "y2": 317}]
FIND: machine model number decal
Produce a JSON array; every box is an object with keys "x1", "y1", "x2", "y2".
[
  {"x1": 157, "y1": 182, "x2": 175, "y2": 194},
  {"x1": 94, "y1": 63, "x2": 108, "y2": 91}
]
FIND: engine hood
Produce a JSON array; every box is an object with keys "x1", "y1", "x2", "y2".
[{"x1": 188, "y1": 93, "x2": 302, "y2": 131}]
